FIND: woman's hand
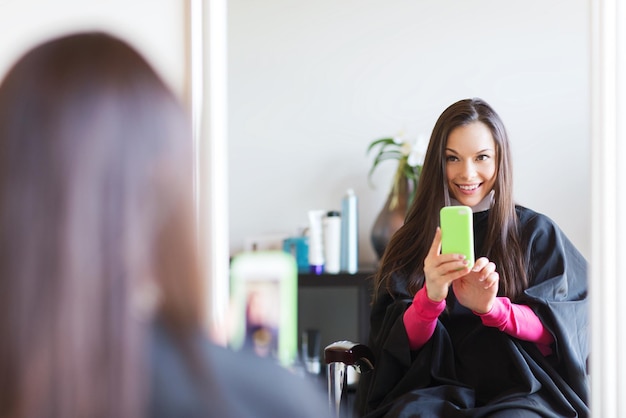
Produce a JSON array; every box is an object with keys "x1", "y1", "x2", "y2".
[
  {"x1": 452, "y1": 257, "x2": 499, "y2": 313},
  {"x1": 423, "y1": 228, "x2": 471, "y2": 302}
]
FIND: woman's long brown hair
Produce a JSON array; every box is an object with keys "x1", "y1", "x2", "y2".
[
  {"x1": 374, "y1": 98, "x2": 527, "y2": 302},
  {"x1": 0, "y1": 33, "x2": 205, "y2": 417}
]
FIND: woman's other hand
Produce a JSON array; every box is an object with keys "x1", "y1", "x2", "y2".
[
  {"x1": 452, "y1": 257, "x2": 499, "y2": 313},
  {"x1": 423, "y1": 228, "x2": 471, "y2": 302}
]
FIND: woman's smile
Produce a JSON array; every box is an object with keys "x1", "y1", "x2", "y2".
[{"x1": 456, "y1": 183, "x2": 482, "y2": 193}]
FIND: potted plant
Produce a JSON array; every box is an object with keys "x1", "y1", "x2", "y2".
[{"x1": 367, "y1": 131, "x2": 427, "y2": 259}]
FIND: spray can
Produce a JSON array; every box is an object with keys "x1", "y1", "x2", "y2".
[{"x1": 340, "y1": 189, "x2": 358, "y2": 274}]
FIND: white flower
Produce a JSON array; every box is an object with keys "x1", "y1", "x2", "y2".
[
  {"x1": 392, "y1": 131, "x2": 406, "y2": 145},
  {"x1": 407, "y1": 134, "x2": 427, "y2": 167},
  {"x1": 400, "y1": 141, "x2": 412, "y2": 156}
]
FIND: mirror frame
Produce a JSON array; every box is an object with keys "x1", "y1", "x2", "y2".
[
  {"x1": 188, "y1": 0, "x2": 230, "y2": 337},
  {"x1": 589, "y1": 0, "x2": 624, "y2": 415}
]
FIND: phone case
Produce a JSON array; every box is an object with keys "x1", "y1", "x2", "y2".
[
  {"x1": 440, "y1": 205, "x2": 475, "y2": 269},
  {"x1": 229, "y1": 250, "x2": 298, "y2": 367}
]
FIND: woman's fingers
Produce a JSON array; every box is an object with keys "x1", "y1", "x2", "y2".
[
  {"x1": 424, "y1": 228, "x2": 472, "y2": 301},
  {"x1": 429, "y1": 227, "x2": 469, "y2": 267},
  {"x1": 471, "y1": 258, "x2": 499, "y2": 289},
  {"x1": 427, "y1": 255, "x2": 469, "y2": 277},
  {"x1": 471, "y1": 256, "x2": 489, "y2": 272},
  {"x1": 483, "y1": 272, "x2": 499, "y2": 289},
  {"x1": 428, "y1": 227, "x2": 442, "y2": 258},
  {"x1": 425, "y1": 228, "x2": 468, "y2": 277},
  {"x1": 473, "y1": 257, "x2": 497, "y2": 281}
]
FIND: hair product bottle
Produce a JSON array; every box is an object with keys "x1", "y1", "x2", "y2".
[
  {"x1": 323, "y1": 211, "x2": 342, "y2": 274},
  {"x1": 307, "y1": 209, "x2": 326, "y2": 274},
  {"x1": 340, "y1": 189, "x2": 358, "y2": 274}
]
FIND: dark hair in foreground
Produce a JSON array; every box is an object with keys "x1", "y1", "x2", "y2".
[
  {"x1": 374, "y1": 98, "x2": 528, "y2": 301},
  {"x1": 0, "y1": 33, "x2": 204, "y2": 417}
]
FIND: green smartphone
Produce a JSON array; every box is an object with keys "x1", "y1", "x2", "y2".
[
  {"x1": 440, "y1": 205, "x2": 475, "y2": 269},
  {"x1": 229, "y1": 250, "x2": 298, "y2": 367}
]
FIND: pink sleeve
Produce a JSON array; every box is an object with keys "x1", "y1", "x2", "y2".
[
  {"x1": 402, "y1": 286, "x2": 446, "y2": 351},
  {"x1": 476, "y1": 297, "x2": 554, "y2": 356}
]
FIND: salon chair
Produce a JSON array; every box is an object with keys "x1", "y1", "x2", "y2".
[{"x1": 324, "y1": 340, "x2": 375, "y2": 418}]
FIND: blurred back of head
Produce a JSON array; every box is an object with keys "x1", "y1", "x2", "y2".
[{"x1": 0, "y1": 32, "x2": 203, "y2": 417}]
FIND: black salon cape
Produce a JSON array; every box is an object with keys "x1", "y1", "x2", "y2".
[{"x1": 355, "y1": 206, "x2": 589, "y2": 418}]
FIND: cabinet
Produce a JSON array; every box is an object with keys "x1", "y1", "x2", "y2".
[{"x1": 297, "y1": 271, "x2": 375, "y2": 357}]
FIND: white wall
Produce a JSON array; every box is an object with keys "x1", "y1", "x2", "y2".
[
  {"x1": 228, "y1": 0, "x2": 590, "y2": 267},
  {"x1": 0, "y1": 1, "x2": 186, "y2": 99}
]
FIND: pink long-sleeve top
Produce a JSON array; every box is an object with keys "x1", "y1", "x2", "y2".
[{"x1": 402, "y1": 286, "x2": 554, "y2": 356}]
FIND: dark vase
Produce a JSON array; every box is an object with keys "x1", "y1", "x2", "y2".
[{"x1": 370, "y1": 175, "x2": 412, "y2": 260}]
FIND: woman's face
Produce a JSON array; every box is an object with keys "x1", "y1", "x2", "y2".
[{"x1": 445, "y1": 121, "x2": 497, "y2": 207}]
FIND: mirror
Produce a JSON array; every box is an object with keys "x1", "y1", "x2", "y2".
[
  {"x1": 203, "y1": 0, "x2": 624, "y2": 413},
  {"x1": 226, "y1": 0, "x2": 590, "y2": 267}
]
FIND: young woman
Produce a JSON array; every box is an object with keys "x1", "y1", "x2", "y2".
[
  {"x1": 356, "y1": 98, "x2": 589, "y2": 417},
  {"x1": 0, "y1": 32, "x2": 330, "y2": 418}
]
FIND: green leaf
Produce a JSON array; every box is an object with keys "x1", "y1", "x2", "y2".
[
  {"x1": 367, "y1": 135, "x2": 423, "y2": 191},
  {"x1": 366, "y1": 138, "x2": 394, "y2": 154}
]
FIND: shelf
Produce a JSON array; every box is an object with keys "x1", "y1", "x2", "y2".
[
  {"x1": 297, "y1": 270, "x2": 375, "y2": 345},
  {"x1": 298, "y1": 271, "x2": 375, "y2": 287}
]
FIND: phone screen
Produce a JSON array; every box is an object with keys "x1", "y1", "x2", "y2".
[
  {"x1": 440, "y1": 205, "x2": 475, "y2": 269},
  {"x1": 229, "y1": 251, "x2": 298, "y2": 367}
]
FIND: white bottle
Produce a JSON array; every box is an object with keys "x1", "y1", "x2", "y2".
[
  {"x1": 307, "y1": 209, "x2": 326, "y2": 274},
  {"x1": 323, "y1": 211, "x2": 342, "y2": 274},
  {"x1": 340, "y1": 189, "x2": 358, "y2": 274}
]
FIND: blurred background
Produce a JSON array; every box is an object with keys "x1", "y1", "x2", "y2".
[
  {"x1": 228, "y1": 0, "x2": 590, "y2": 267},
  {"x1": 0, "y1": 0, "x2": 590, "y2": 273},
  {"x1": 0, "y1": 1, "x2": 187, "y2": 102}
]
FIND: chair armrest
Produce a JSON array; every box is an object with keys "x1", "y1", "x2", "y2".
[{"x1": 324, "y1": 340, "x2": 375, "y2": 373}]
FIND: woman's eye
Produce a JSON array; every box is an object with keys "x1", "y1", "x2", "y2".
[
  {"x1": 476, "y1": 154, "x2": 490, "y2": 161},
  {"x1": 445, "y1": 155, "x2": 458, "y2": 162}
]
